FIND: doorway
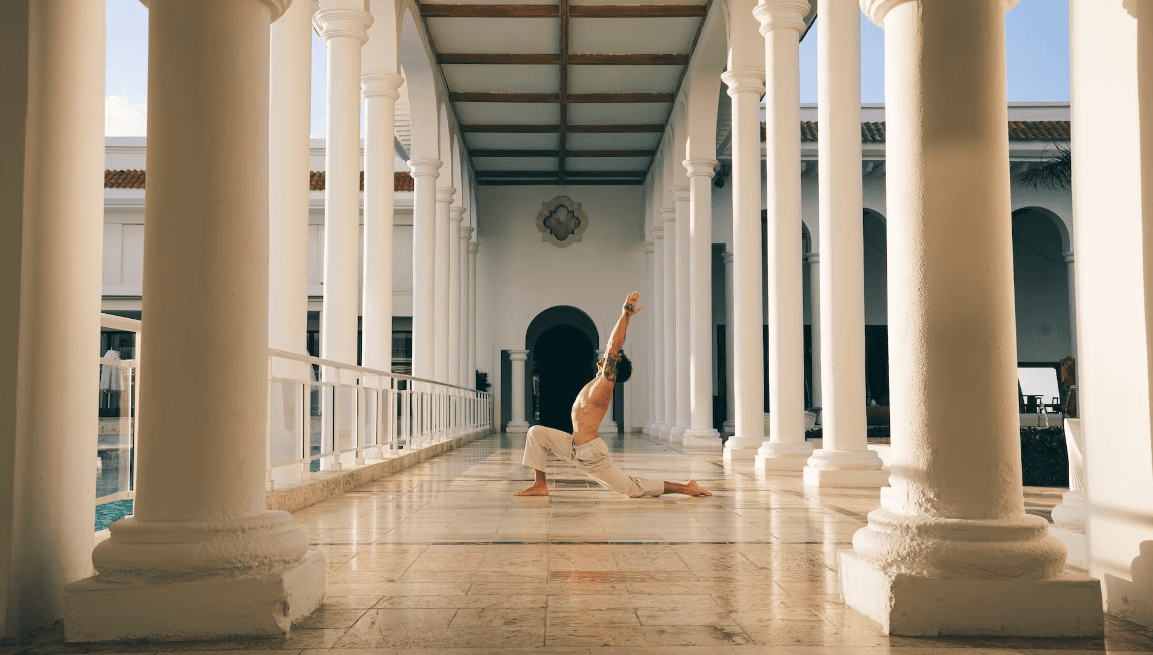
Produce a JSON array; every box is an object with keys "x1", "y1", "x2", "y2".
[{"x1": 532, "y1": 324, "x2": 595, "y2": 431}]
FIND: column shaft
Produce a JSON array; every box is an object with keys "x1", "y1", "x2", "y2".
[
  {"x1": 1063, "y1": 252, "x2": 1077, "y2": 359},
  {"x1": 721, "y1": 70, "x2": 768, "y2": 461},
  {"x1": 840, "y1": 0, "x2": 1099, "y2": 637},
  {"x1": 460, "y1": 225, "x2": 474, "y2": 385},
  {"x1": 722, "y1": 250, "x2": 736, "y2": 435},
  {"x1": 434, "y1": 187, "x2": 455, "y2": 382},
  {"x1": 651, "y1": 230, "x2": 667, "y2": 433},
  {"x1": 361, "y1": 71, "x2": 402, "y2": 371},
  {"x1": 469, "y1": 241, "x2": 479, "y2": 387},
  {"x1": 507, "y1": 350, "x2": 529, "y2": 433},
  {"x1": 684, "y1": 162, "x2": 722, "y2": 449},
  {"x1": 673, "y1": 187, "x2": 692, "y2": 440},
  {"x1": 408, "y1": 160, "x2": 440, "y2": 379},
  {"x1": 448, "y1": 206, "x2": 463, "y2": 385},
  {"x1": 755, "y1": 0, "x2": 814, "y2": 470},
  {"x1": 807, "y1": 253, "x2": 822, "y2": 408},
  {"x1": 660, "y1": 210, "x2": 678, "y2": 440},
  {"x1": 803, "y1": 0, "x2": 886, "y2": 487},
  {"x1": 14, "y1": 0, "x2": 104, "y2": 633},
  {"x1": 67, "y1": 0, "x2": 324, "y2": 640}
]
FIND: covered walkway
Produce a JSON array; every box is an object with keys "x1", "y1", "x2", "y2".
[{"x1": 29, "y1": 433, "x2": 1152, "y2": 652}]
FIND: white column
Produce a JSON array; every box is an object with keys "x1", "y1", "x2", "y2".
[
  {"x1": 721, "y1": 69, "x2": 768, "y2": 462},
  {"x1": 722, "y1": 250, "x2": 737, "y2": 435},
  {"x1": 408, "y1": 159, "x2": 441, "y2": 379},
  {"x1": 317, "y1": 4, "x2": 371, "y2": 370},
  {"x1": 1050, "y1": 418, "x2": 1086, "y2": 568},
  {"x1": 65, "y1": 0, "x2": 325, "y2": 640},
  {"x1": 672, "y1": 186, "x2": 692, "y2": 442},
  {"x1": 448, "y1": 205, "x2": 464, "y2": 386},
  {"x1": 12, "y1": 0, "x2": 104, "y2": 636},
  {"x1": 840, "y1": 0, "x2": 1099, "y2": 637},
  {"x1": 269, "y1": 0, "x2": 311, "y2": 360},
  {"x1": 595, "y1": 350, "x2": 620, "y2": 434},
  {"x1": 507, "y1": 349, "x2": 529, "y2": 433},
  {"x1": 361, "y1": 71, "x2": 403, "y2": 371},
  {"x1": 460, "y1": 224, "x2": 474, "y2": 386},
  {"x1": 469, "y1": 240, "x2": 479, "y2": 386},
  {"x1": 434, "y1": 186, "x2": 456, "y2": 382},
  {"x1": 754, "y1": 0, "x2": 814, "y2": 471},
  {"x1": 802, "y1": 0, "x2": 886, "y2": 488},
  {"x1": 659, "y1": 208, "x2": 678, "y2": 440},
  {"x1": 1063, "y1": 251, "x2": 1077, "y2": 359},
  {"x1": 806, "y1": 252, "x2": 822, "y2": 409},
  {"x1": 643, "y1": 239, "x2": 657, "y2": 433},
  {"x1": 650, "y1": 226, "x2": 667, "y2": 435},
  {"x1": 683, "y1": 161, "x2": 722, "y2": 451}
]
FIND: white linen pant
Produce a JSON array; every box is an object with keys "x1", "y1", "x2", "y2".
[{"x1": 522, "y1": 425, "x2": 664, "y2": 498}]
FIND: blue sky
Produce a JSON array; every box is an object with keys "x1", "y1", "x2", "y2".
[{"x1": 105, "y1": 0, "x2": 1070, "y2": 137}]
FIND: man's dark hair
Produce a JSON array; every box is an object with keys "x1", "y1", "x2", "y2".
[{"x1": 616, "y1": 352, "x2": 633, "y2": 383}]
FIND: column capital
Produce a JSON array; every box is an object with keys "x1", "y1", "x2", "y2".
[
  {"x1": 753, "y1": 0, "x2": 811, "y2": 35},
  {"x1": 449, "y1": 205, "x2": 466, "y2": 221},
  {"x1": 860, "y1": 0, "x2": 1018, "y2": 27},
  {"x1": 805, "y1": 251, "x2": 819, "y2": 264},
  {"x1": 1063, "y1": 251, "x2": 1075, "y2": 264},
  {"x1": 469, "y1": 241, "x2": 480, "y2": 254},
  {"x1": 460, "y1": 224, "x2": 475, "y2": 240},
  {"x1": 660, "y1": 207, "x2": 677, "y2": 223},
  {"x1": 314, "y1": 6, "x2": 372, "y2": 44},
  {"x1": 408, "y1": 158, "x2": 442, "y2": 178},
  {"x1": 721, "y1": 68, "x2": 766, "y2": 97},
  {"x1": 361, "y1": 71, "x2": 403, "y2": 100},
  {"x1": 683, "y1": 159, "x2": 718, "y2": 178},
  {"x1": 436, "y1": 186, "x2": 457, "y2": 203},
  {"x1": 508, "y1": 349, "x2": 529, "y2": 361},
  {"x1": 671, "y1": 186, "x2": 691, "y2": 202},
  {"x1": 722, "y1": 250, "x2": 734, "y2": 264},
  {"x1": 645, "y1": 241, "x2": 656, "y2": 254}
]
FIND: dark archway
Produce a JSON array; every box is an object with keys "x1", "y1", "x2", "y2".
[
  {"x1": 532, "y1": 325, "x2": 595, "y2": 431},
  {"x1": 1011, "y1": 207, "x2": 1072, "y2": 363}
]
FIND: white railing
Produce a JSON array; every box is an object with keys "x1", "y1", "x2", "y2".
[
  {"x1": 97, "y1": 313, "x2": 141, "y2": 507},
  {"x1": 267, "y1": 349, "x2": 493, "y2": 489}
]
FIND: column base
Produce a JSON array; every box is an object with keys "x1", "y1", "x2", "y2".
[
  {"x1": 506, "y1": 421, "x2": 529, "y2": 434},
  {"x1": 803, "y1": 449, "x2": 889, "y2": 487},
  {"x1": 598, "y1": 421, "x2": 619, "y2": 435},
  {"x1": 837, "y1": 549, "x2": 1102, "y2": 636},
  {"x1": 1050, "y1": 526, "x2": 1088, "y2": 570},
  {"x1": 723, "y1": 435, "x2": 763, "y2": 462},
  {"x1": 65, "y1": 549, "x2": 326, "y2": 641},
  {"x1": 682, "y1": 428, "x2": 721, "y2": 453},
  {"x1": 721, "y1": 420, "x2": 736, "y2": 436},
  {"x1": 754, "y1": 440, "x2": 814, "y2": 471}
]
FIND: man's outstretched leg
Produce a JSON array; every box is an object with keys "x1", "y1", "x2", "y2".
[
  {"x1": 663, "y1": 480, "x2": 712, "y2": 496},
  {"x1": 516, "y1": 469, "x2": 550, "y2": 496}
]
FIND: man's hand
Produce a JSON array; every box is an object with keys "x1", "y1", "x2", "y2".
[{"x1": 623, "y1": 291, "x2": 643, "y2": 317}]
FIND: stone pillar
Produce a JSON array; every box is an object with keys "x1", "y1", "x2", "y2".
[
  {"x1": 65, "y1": 0, "x2": 325, "y2": 640},
  {"x1": 721, "y1": 69, "x2": 768, "y2": 462},
  {"x1": 448, "y1": 205, "x2": 464, "y2": 386},
  {"x1": 434, "y1": 186, "x2": 456, "y2": 382},
  {"x1": 839, "y1": 0, "x2": 1101, "y2": 637},
  {"x1": 269, "y1": 0, "x2": 311, "y2": 361},
  {"x1": 361, "y1": 70, "x2": 403, "y2": 371},
  {"x1": 650, "y1": 226, "x2": 667, "y2": 435},
  {"x1": 317, "y1": 4, "x2": 371, "y2": 371},
  {"x1": 408, "y1": 159, "x2": 441, "y2": 379},
  {"x1": 1063, "y1": 251, "x2": 1077, "y2": 359},
  {"x1": 507, "y1": 349, "x2": 529, "y2": 433},
  {"x1": 803, "y1": 0, "x2": 886, "y2": 488},
  {"x1": 469, "y1": 240, "x2": 479, "y2": 386},
  {"x1": 460, "y1": 224, "x2": 474, "y2": 386},
  {"x1": 683, "y1": 162, "x2": 722, "y2": 451},
  {"x1": 806, "y1": 252, "x2": 822, "y2": 408},
  {"x1": 672, "y1": 187, "x2": 692, "y2": 442},
  {"x1": 1050, "y1": 418, "x2": 1086, "y2": 568},
  {"x1": 722, "y1": 250, "x2": 737, "y2": 435},
  {"x1": 660, "y1": 208, "x2": 679, "y2": 440},
  {"x1": 754, "y1": 0, "x2": 814, "y2": 471},
  {"x1": 643, "y1": 239, "x2": 656, "y2": 433},
  {"x1": 11, "y1": 0, "x2": 104, "y2": 635}
]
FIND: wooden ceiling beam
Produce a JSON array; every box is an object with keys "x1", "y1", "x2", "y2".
[
  {"x1": 569, "y1": 5, "x2": 708, "y2": 17},
  {"x1": 421, "y1": 4, "x2": 559, "y2": 17},
  {"x1": 450, "y1": 92, "x2": 559, "y2": 103},
  {"x1": 567, "y1": 93, "x2": 674, "y2": 103},
  {"x1": 568, "y1": 53, "x2": 689, "y2": 65},
  {"x1": 438, "y1": 53, "x2": 559, "y2": 64},
  {"x1": 461, "y1": 124, "x2": 559, "y2": 133},
  {"x1": 476, "y1": 170, "x2": 646, "y2": 178},
  {"x1": 568, "y1": 149, "x2": 655, "y2": 157},
  {"x1": 479, "y1": 179, "x2": 644, "y2": 186},
  {"x1": 567, "y1": 123, "x2": 664, "y2": 133},
  {"x1": 470, "y1": 149, "x2": 655, "y2": 157},
  {"x1": 472, "y1": 149, "x2": 559, "y2": 157}
]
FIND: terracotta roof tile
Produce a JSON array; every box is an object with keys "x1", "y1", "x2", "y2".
[{"x1": 109, "y1": 169, "x2": 416, "y2": 192}]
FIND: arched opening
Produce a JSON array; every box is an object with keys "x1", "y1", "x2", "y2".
[
  {"x1": 522, "y1": 306, "x2": 610, "y2": 433},
  {"x1": 863, "y1": 209, "x2": 889, "y2": 409},
  {"x1": 1012, "y1": 207, "x2": 1072, "y2": 363}
]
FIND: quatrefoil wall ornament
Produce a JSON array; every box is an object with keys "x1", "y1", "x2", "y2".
[{"x1": 536, "y1": 196, "x2": 589, "y2": 248}]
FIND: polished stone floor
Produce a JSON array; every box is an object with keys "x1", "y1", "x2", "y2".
[{"x1": 19, "y1": 432, "x2": 1153, "y2": 654}]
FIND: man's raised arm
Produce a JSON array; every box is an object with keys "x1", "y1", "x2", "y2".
[{"x1": 601, "y1": 292, "x2": 642, "y2": 381}]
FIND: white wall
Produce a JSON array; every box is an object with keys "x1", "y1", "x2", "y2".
[
  {"x1": 475, "y1": 185, "x2": 649, "y2": 432},
  {"x1": 1071, "y1": 0, "x2": 1153, "y2": 626}
]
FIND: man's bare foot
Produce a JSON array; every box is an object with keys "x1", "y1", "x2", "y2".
[
  {"x1": 684, "y1": 480, "x2": 712, "y2": 497},
  {"x1": 514, "y1": 482, "x2": 549, "y2": 497}
]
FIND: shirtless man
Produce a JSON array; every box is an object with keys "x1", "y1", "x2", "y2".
[{"x1": 514, "y1": 291, "x2": 711, "y2": 498}]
